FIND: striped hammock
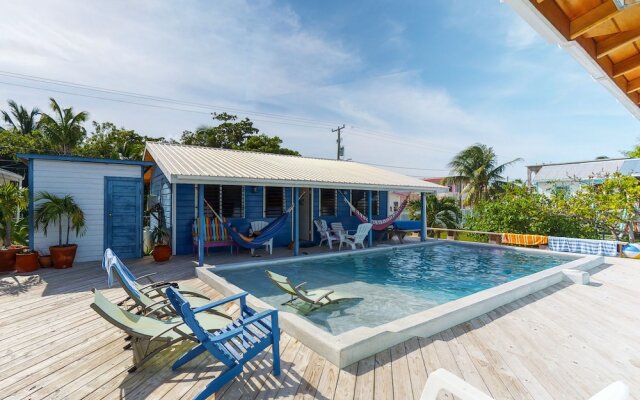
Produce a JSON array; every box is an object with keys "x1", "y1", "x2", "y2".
[{"x1": 342, "y1": 194, "x2": 409, "y2": 231}]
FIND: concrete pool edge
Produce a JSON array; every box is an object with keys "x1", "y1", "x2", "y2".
[{"x1": 196, "y1": 243, "x2": 604, "y2": 368}]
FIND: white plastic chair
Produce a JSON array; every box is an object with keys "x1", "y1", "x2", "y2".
[
  {"x1": 420, "y1": 369, "x2": 629, "y2": 400},
  {"x1": 314, "y1": 219, "x2": 339, "y2": 249},
  {"x1": 339, "y1": 223, "x2": 372, "y2": 250},
  {"x1": 250, "y1": 220, "x2": 273, "y2": 255},
  {"x1": 330, "y1": 222, "x2": 346, "y2": 236}
]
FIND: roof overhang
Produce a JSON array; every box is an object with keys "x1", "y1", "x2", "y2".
[
  {"x1": 503, "y1": 0, "x2": 640, "y2": 119},
  {"x1": 144, "y1": 143, "x2": 448, "y2": 193}
]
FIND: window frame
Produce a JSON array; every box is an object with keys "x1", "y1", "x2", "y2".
[
  {"x1": 263, "y1": 186, "x2": 286, "y2": 218},
  {"x1": 319, "y1": 188, "x2": 337, "y2": 217},
  {"x1": 202, "y1": 184, "x2": 245, "y2": 219}
]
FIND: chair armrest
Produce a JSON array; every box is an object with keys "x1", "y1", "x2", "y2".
[
  {"x1": 135, "y1": 273, "x2": 157, "y2": 283},
  {"x1": 294, "y1": 282, "x2": 307, "y2": 290},
  {"x1": 240, "y1": 309, "x2": 278, "y2": 327},
  {"x1": 192, "y1": 292, "x2": 248, "y2": 314}
]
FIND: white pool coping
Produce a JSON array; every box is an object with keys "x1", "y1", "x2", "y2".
[{"x1": 196, "y1": 240, "x2": 604, "y2": 368}]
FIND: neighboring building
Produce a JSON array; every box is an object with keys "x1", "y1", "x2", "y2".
[
  {"x1": 19, "y1": 154, "x2": 152, "y2": 262},
  {"x1": 144, "y1": 143, "x2": 447, "y2": 258},
  {"x1": 0, "y1": 167, "x2": 23, "y2": 185},
  {"x1": 527, "y1": 158, "x2": 640, "y2": 195}
]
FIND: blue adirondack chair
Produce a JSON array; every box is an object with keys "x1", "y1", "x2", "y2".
[{"x1": 165, "y1": 287, "x2": 281, "y2": 400}]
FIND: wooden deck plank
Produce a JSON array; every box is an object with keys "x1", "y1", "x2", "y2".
[
  {"x1": 353, "y1": 356, "x2": 375, "y2": 400},
  {"x1": 390, "y1": 342, "x2": 414, "y2": 400},
  {"x1": 372, "y1": 349, "x2": 393, "y2": 400},
  {"x1": 404, "y1": 338, "x2": 428, "y2": 400}
]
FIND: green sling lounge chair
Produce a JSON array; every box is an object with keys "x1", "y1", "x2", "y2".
[
  {"x1": 110, "y1": 258, "x2": 232, "y2": 320},
  {"x1": 90, "y1": 289, "x2": 231, "y2": 372},
  {"x1": 103, "y1": 248, "x2": 208, "y2": 305},
  {"x1": 265, "y1": 270, "x2": 361, "y2": 314}
]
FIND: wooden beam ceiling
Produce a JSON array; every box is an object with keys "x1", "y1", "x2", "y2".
[
  {"x1": 596, "y1": 28, "x2": 640, "y2": 58},
  {"x1": 613, "y1": 54, "x2": 640, "y2": 77},
  {"x1": 569, "y1": 1, "x2": 619, "y2": 40},
  {"x1": 628, "y1": 77, "x2": 640, "y2": 93}
]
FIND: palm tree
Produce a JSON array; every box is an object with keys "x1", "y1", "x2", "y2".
[
  {"x1": 34, "y1": 192, "x2": 85, "y2": 246},
  {"x1": 40, "y1": 98, "x2": 88, "y2": 155},
  {"x1": 408, "y1": 195, "x2": 461, "y2": 230},
  {"x1": 445, "y1": 144, "x2": 522, "y2": 207},
  {"x1": 0, "y1": 183, "x2": 28, "y2": 247},
  {"x1": 1, "y1": 100, "x2": 41, "y2": 135}
]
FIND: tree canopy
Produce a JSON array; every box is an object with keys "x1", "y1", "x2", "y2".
[
  {"x1": 464, "y1": 183, "x2": 594, "y2": 238},
  {"x1": 77, "y1": 121, "x2": 164, "y2": 160},
  {"x1": 407, "y1": 195, "x2": 461, "y2": 230},
  {"x1": 181, "y1": 112, "x2": 300, "y2": 155}
]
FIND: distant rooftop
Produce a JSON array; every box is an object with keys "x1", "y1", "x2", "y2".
[{"x1": 530, "y1": 157, "x2": 640, "y2": 183}]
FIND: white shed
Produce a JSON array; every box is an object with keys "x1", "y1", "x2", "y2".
[{"x1": 20, "y1": 154, "x2": 153, "y2": 263}]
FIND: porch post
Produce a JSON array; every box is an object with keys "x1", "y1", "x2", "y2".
[
  {"x1": 420, "y1": 192, "x2": 426, "y2": 242},
  {"x1": 198, "y1": 184, "x2": 205, "y2": 266},
  {"x1": 368, "y1": 190, "x2": 373, "y2": 247},
  {"x1": 294, "y1": 187, "x2": 299, "y2": 256}
]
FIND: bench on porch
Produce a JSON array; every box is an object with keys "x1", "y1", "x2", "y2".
[{"x1": 192, "y1": 217, "x2": 239, "y2": 256}]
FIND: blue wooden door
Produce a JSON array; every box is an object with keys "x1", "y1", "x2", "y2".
[{"x1": 105, "y1": 177, "x2": 142, "y2": 259}]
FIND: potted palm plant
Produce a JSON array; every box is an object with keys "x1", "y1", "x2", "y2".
[
  {"x1": 148, "y1": 203, "x2": 171, "y2": 262},
  {"x1": 0, "y1": 182, "x2": 28, "y2": 273},
  {"x1": 34, "y1": 192, "x2": 86, "y2": 269}
]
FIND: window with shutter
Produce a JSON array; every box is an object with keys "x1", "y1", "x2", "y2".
[
  {"x1": 350, "y1": 190, "x2": 380, "y2": 215},
  {"x1": 203, "y1": 185, "x2": 244, "y2": 218},
  {"x1": 264, "y1": 187, "x2": 285, "y2": 218},
  {"x1": 319, "y1": 189, "x2": 337, "y2": 216}
]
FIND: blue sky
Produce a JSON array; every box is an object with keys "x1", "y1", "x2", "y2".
[{"x1": 0, "y1": 0, "x2": 638, "y2": 179}]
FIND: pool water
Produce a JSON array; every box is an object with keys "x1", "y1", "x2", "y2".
[{"x1": 216, "y1": 243, "x2": 577, "y2": 335}]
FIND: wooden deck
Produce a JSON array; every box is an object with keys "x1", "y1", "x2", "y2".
[{"x1": 1, "y1": 249, "x2": 639, "y2": 399}]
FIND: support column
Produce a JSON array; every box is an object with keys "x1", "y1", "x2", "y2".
[
  {"x1": 420, "y1": 192, "x2": 427, "y2": 242},
  {"x1": 294, "y1": 187, "x2": 299, "y2": 256},
  {"x1": 368, "y1": 190, "x2": 373, "y2": 247},
  {"x1": 198, "y1": 184, "x2": 205, "y2": 266}
]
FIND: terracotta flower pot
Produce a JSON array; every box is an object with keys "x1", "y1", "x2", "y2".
[
  {"x1": 0, "y1": 248, "x2": 19, "y2": 273},
  {"x1": 16, "y1": 252, "x2": 39, "y2": 273},
  {"x1": 152, "y1": 245, "x2": 172, "y2": 262},
  {"x1": 39, "y1": 255, "x2": 53, "y2": 268},
  {"x1": 50, "y1": 244, "x2": 78, "y2": 269}
]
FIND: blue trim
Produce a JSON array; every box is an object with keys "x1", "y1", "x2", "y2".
[
  {"x1": 140, "y1": 167, "x2": 145, "y2": 258},
  {"x1": 294, "y1": 187, "x2": 299, "y2": 256},
  {"x1": 367, "y1": 190, "x2": 373, "y2": 247},
  {"x1": 420, "y1": 192, "x2": 426, "y2": 242},
  {"x1": 198, "y1": 184, "x2": 205, "y2": 266},
  {"x1": 17, "y1": 153, "x2": 154, "y2": 167},
  {"x1": 28, "y1": 159, "x2": 34, "y2": 249}
]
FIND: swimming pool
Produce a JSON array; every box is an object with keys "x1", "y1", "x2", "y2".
[{"x1": 216, "y1": 242, "x2": 577, "y2": 335}]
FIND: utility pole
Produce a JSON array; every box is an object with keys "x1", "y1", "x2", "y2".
[{"x1": 332, "y1": 124, "x2": 345, "y2": 160}]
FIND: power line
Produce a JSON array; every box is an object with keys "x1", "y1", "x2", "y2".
[
  {"x1": 0, "y1": 71, "x2": 339, "y2": 128},
  {"x1": 0, "y1": 71, "x2": 462, "y2": 156},
  {"x1": 356, "y1": 161, "x2": 449, "y2": 171}
]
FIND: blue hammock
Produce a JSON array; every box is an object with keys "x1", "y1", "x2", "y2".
[{"x1": 207, "y1": 207, "x2": 291, "y2": 250}]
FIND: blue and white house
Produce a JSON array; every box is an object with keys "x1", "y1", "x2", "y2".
[
  {"x1": 20, "y1": 154, "x2": 153, "y2": 262},
  {"x1": 143, "y1": 143, "x2": 447, "y2": 265},
  {"x1": 19, "y1": 146, "x2": 446, "y2": 264}
]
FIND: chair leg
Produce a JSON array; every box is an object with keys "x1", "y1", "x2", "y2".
[
  {"x1": 194, "y1": 364, "x2": 244, "y2": 400},
  {"x1": 172, "y1": 343, "x2": 207, "y2": 370}
]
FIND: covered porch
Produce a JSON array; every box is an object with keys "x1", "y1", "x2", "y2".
[{"x1": 143, "y1": 143, "x2": 447, "y2": 266}]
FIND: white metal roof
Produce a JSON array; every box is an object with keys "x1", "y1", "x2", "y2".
[
  {"x1": 533, "y1": 158, "x2": 640, "y2": 182},
  {"x1": 144, "y1": 143, "x2": 447, "y2": 192},
  {"x1": 0, "y1": 167, "x2": 23, "y2": 183}
]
